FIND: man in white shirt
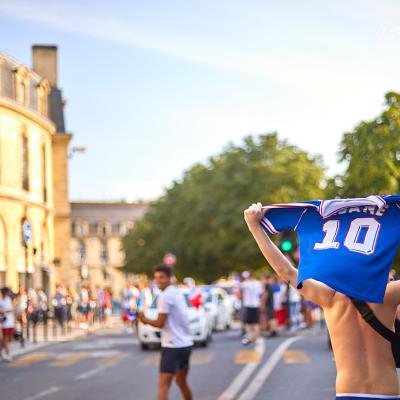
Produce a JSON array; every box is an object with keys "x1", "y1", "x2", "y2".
[
  {"x1": 139, "y1": 265, "x2": 193, "y2": 400},
  {"x1": 240, "y1": 272, "x2": 263, "y2": 345},
  {"x1": 0, "y1": 287, "x2": 15, "y2": 361}
]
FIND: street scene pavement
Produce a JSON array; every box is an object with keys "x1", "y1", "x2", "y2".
[
  {"x1": 1, "y1": 324, "x2": 335, "y2": 400},
  {"x1": 1, "y1": 3, "x2": 400, "y2": 400}
]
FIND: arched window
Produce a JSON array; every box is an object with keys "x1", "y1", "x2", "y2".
[
  {"x1": 89, "y1": 222, "x2": 98, "y2": 235},
  {"x1": 37, "y1": 80, "x2": 50, "y2": 116},
  {"x1": 100, "y1": 240, "x2": 108, "y2": 263},
  {"x1": 79, "y1": 241, "x2": 86, "y2": 262},
  {"x1": 22, "y1": 133, "x2": 29, "y2": 191},
  {"x1": 15, "y1": 66, "x2": 30, "y2": 106},
  {"x1": 99, "y1": 222, "x2": 110, "y2": 237}
]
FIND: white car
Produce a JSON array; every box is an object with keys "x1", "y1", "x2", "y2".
[
  {"x1": 137, "y1": 292, "x2": 213, "y2": 350},
  {"x1": 137, "y1": 297, "x2": 161, "y2": 350},
  {"x1": 204, "y1": 287, "x2": 234, "y2": 331}
]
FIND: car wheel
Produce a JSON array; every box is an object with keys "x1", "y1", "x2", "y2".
[{"x1": 140, "y1": 342, "x2": 149, "y2": 350}]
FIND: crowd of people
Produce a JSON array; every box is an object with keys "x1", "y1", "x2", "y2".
[
  {"x1": 0, "y1": 283, "x2": 115, "y2": 362},
  {"x1": 238, "y1": 270, "x2": 322, "y2": 345}
]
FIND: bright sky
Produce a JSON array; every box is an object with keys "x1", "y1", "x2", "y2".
[{"x1": 1, "y1": 0, "x2": 399, "y2": 201}]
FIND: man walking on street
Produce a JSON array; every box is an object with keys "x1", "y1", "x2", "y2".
[
  {"x1": 240, "y1": 271, "x2": 263, "y2": 345},
  {"x1": 139, "y1": 265, "x2": 193, "y2": 400}
]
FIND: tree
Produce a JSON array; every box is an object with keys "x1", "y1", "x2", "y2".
[
  {"x1": 337, "y1": 92, "x2": 400, "y2": 197},
  {"x1": 123, "y1": 133, "x2": 324, "y2": 282}
]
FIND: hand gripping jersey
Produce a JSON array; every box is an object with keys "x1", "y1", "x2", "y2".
[{"x1": 260, "y1": 195, "x2": 400, "y2": 303}]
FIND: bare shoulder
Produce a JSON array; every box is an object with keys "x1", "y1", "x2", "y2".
[
  {"x1": 383, "y1": 280, "x2": 400, "y2": 306},
  {"x1": 298, "y1": 278, "x2": 336, "y2": 308}
]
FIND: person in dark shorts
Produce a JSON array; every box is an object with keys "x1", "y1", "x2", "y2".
[
  {"x1": 240, "y1": 271, "x2": 263, "y2": 345},
  {"x1": 139, "y1": 265, "x2": 193, "y2": 400},
  {"x1": 261, "y1": 274, "x2": 277, "y2": 337}
]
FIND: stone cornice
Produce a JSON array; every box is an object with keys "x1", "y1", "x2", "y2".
[
  {"x1": 0, "y1": 96, "x2": 56, "y2": 133},
  {"x1": 0, "y1": 190, "x2": 54, "y2": 213}
]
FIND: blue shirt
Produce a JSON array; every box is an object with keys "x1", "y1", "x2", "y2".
[{"x1": 260, "y1": 195, "x2": 400, "y2": 303}]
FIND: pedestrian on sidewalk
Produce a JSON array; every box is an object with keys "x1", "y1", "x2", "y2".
[
  {"x1": 240, "y1": 271, "x2": 263, "y2": 345},
  {"x1": 53, "y1": 284, "x2": 66, "y2": 334},
  {"x1": 0, "y1": 287, "x2": 15, "y2": 361},
  {"x1": 15, "y1": 286, "x2": 27, "y2": 341},
  {"x1": 138, "y1": 265, "x2": 193, "y2": 400}
]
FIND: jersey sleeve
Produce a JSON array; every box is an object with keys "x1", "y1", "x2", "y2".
[{"x1": 260, "y1": 207, "x2": 306, "y2": 235}]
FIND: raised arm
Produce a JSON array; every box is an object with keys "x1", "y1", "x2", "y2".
[{"x1": 244, "y1": 202, "x2": 335, "y2": 307}]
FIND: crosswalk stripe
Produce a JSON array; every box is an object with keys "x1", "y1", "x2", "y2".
[
  {"x1": 50, "y1": 354, "x2": 90, "y2": 367},
  {"x1": 96, "y1": 352, "x2": 126, "y2": 367},
  {"x1": 75, "y1": 353, "x2": 128, "y2": 380},
  {"x1": 192, "y1": 351, "x2": 214, "y2": 365},
  {"x1": 140, "y1": 355, "x2": 159, "y2": 366},
  {"x1": 140, "y1": 351, "x2": 214, "y2": 367},
  {"x1": 10, "y1": 353, "x2": 54, "y2": 367},
  {"x1": 218, "y1": 339, "x2": 266, "y2": 400},
  {"x1": 234, "y1": 350, "x2": 261, "y2": 365},
  {"x1": 283, "y1": 350, "x2": 311, "y2": 364}
]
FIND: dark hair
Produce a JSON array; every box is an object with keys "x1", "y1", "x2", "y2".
[
  {"x1": 1, "y1": 287, "x2": 9, "y2": 296},
  {"x1": 153, "y1": 264, "x2": 173, "y2": 278}
]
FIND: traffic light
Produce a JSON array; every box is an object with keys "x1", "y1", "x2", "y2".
[{"x1": 280, "y1": 231, "x2": 294, "y2": 252}]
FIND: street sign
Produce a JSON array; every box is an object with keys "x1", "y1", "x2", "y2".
[
  {"x1": 163, "y1": 253, "x2": 176, "y2": 267},
  {"x1": 22, "y1": 220, "x2": 31, "y2": 244}
]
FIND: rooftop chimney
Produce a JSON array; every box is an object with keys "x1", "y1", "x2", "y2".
[{"x1": 32, "y1": 45, "x2": 58, "y2": 87}]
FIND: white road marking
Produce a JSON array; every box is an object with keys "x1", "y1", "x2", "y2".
[
  {"x1": 22, "y1": 386, "x2": 62, "y2": 400},
  {"x1": 217, "y1": 338, "x2": 266, "y2": 400},
  {"x1": 237, "y1": 337, "x2": 301, "y2": 400},
  {"x1": 74, "y1": 353, "x2": 127, "y2": 380},
  {"x1": 72, "y1": 337, "x2": 138, "y2": 350},
  {"x1": 75, "y1": 365, "x2": 110, "y2": 380}
]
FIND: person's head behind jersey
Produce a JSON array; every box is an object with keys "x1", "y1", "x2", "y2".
[{"x1": 153, "y1": 264, "x2": 173, "y2": 290}]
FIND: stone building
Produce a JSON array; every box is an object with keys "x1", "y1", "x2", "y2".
[
  {"x1": 70, "y1": 202, "x2": 148, "y2": 296},
  {"x1": 0, "y1": 45, "x2": 71, "y2": 294}
]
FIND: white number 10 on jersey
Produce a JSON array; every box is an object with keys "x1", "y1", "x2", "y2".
[{"x1": 314, "y1": 218, "x2": 381, "y2": 255}]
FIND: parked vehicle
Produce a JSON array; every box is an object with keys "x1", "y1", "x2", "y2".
[
  {"x1": 137, "y1": 296, "x2": 161, "y2": 350},
  {"x1": 137, "y1": 291, "x2": 213, "y2": 350},
  {"x1": 204, "y1": 287, "x2": 234, "y2": 331}
]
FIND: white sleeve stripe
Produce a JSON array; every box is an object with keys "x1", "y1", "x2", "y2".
[{"x1": 260, "y1": 218, "x2": 279, "y2": 234}]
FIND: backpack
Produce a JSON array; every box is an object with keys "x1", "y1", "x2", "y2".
[{"x1": 350, "y1": 297, "x2": 400, "y2": 368}]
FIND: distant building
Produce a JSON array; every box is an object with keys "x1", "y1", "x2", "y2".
[
  {"x1": 0, "y1": 45, "x2": 72, "y2": 294},
  {"x1": 70, "y1": 201, "x2": 149, "y2": 295}
]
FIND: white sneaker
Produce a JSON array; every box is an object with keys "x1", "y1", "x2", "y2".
[{"x1": 3, "y1": 353, "x2": 12, "y2": 362}]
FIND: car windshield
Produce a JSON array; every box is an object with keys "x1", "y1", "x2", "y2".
[{"x1": 220, "y1": 287, "x2": 233, "y2": 295}]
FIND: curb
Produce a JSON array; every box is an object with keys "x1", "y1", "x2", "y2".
[{"x1": 10, "y1": 319, "x2": 122, "y2": 357}]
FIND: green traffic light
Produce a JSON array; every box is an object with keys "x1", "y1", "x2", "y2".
[{"x1": 281, "y1": 240, "x2": 293, "y2": 252}]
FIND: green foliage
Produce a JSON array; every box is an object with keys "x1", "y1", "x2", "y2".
[
  {"x1": 123, "y1": 133, "x2": 324, "y2": 282},
  {"x1": 338, "y1": 92, "x2": 400, "y2": 197}
]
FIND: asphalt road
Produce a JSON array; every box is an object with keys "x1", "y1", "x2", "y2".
[{"x1": 1, "y1": 326, "x2": 336, "y2": 400}]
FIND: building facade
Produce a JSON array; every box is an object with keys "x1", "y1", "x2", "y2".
[
  {"x1": 0, "y1": 45, "x2": 71, "y2": 294},
  {"x1": 70, "y1": 202, "x2": 148, "y2": 296}
]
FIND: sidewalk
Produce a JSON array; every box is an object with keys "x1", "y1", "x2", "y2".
[{"x1": 10, "y1": 315, "x2": 123, "y2": 357}]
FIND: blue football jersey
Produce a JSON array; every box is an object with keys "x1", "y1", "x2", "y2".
[{"x1": 260, "y1": 195, "x2": 400, "y2": 303}]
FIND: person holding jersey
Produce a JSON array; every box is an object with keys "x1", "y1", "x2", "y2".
[{"x1": 245, "y1": 200, "x2": 400, "y2": 400}]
